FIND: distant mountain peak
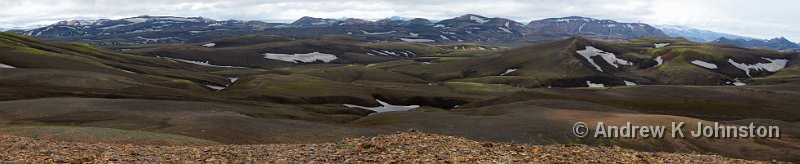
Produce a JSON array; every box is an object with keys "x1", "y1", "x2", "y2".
[
  {"x1": 655, "y1": 25, "x2": 757, "y2": 42},
  {"x1": 291, "y1": 16, "x2": 338, "y2": 26},
  {"x1": 712, "y1": 36, "x2": 799, "y2": 50},
  {"x1": 450, "y1": 14, "x2": 492, "y2": 24},
  {"x1": 771, "y1": 37, "x2": 789, "y2": 41},
  {"x1": 528, "y1": 16, "x2": 666, "y2": 39},
  {"x1": 460, "y1": 14, "x2": 488, "y2": 18},
  {"x1": 385, "y1": 16, "x2": 409, "y2": 21},
  {"x1": 556, "y1": 16, "x2": 600, "y2": 22}
]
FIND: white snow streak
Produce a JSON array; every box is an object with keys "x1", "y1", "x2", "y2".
[
  {"x1": 586, "y1": 81, "x2": 605, "y2": 88},
  {"x1": 343, "y1": 99, "x2": 420, "y2": 113},
  {"x1": 361, "y1": 30, "x2": 396, "y2": 35},
  {"x1": 0, "y1": 63, "x2": 15, "y2": 68},
  {"x1": 158, "y1": 56, "x2": 246, "y2": 68},
  {"x1": 624, "y1": 80, "x2": 636, "y2": 86},
  {"x1": 654, "y1": 43, "x2": 670, "y2": 48},
  {"x1": 500, "y1": 68, "x2": 517, "y2": 76},
  {"x1": 732, "y1": 79, "x2": 746, "y2": 86},
  {"x1": 206, "y1": 85, "x2": 226, "y2": 91},
  {"x1": 470, "y1": 16, "x2": 489, "y2": 24},
  {"x1": 228, "y1": 77, "x2": 239, "y2": 83},
  {"x1": 653, "y1": 56, "x2": 664, "y2": 67},
  {"x1": 576, "y1": 46, "x2": 633, "y2": 72},
  {"x1": 263, "y1": 52, "x2": 338, "y2": 63},
  {"x1": 691, "y1": 60, "x2": 718, "y2": 69},
  {"x1": 399, "y1": 38, "x2": 435, "y2": 43},
  {"x1": 727, "y1": 57, "x2": 788, "y2": 77},
  {"x1": 498, "y1": 27, "x2": 512, "y2": 33}
]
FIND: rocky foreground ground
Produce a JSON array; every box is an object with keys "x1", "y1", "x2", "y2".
[{"x1": 0, "y1": 131, "x2": 777, "y2": 163}]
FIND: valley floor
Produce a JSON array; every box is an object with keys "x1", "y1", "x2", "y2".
[{"x1": 0, "y1": 131, "x2": 773, "y2": 163}]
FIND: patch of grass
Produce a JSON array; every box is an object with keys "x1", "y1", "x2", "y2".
[
  {"x1": 97, "y1": 77, "x2": 111, "y2": 82},
  {"x1": 0, "y1": 125, "x2": 219, "y2": 145}
]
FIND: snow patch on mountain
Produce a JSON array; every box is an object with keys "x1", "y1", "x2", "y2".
[
  {"x1": 399, "y1": 38, "x2": 435, "y2": 43},
  {"x1": 654, "y1": 43, "x2": 670, "y2": 48},
  {"x1": 228, "y1": 77, "x2": 239, "y2": 83},
  {"x1": 98, "y1": 24, "x2": 131, "y2": 30},
  {"x1": 158, "y1": 56, "x2": 246, "y2": 68},
  {"x1": 127, "y1": 28, "x2": 163, "y2": 34},
  {"x1": 207, "y1": 22, "x2": 224, "y2": 27},
  {"x1": 586, "y1": 81, "x2": 605, "y2": 88},
  {"x1": 576, "y1": 46, "x2": 633, "y2": 72},
  {"x1": 343, "y1": 99, "x2": 420, "y2": 113},
  {"x1": 624, "y1": 80, "x2": 636, "y2": 86},
  {"x1": 263, "y1": 52, "x2": 338, "y2": 63},
  {"x1": 732, "y1": 79, "x2": 746, "y2": 86},
  {"x1": 206, "y1": 85, "x2": 226, "y2": 91},
  {"x1": 124, "y1": 18, "x2": 149, "y2": 23},
  {"x1": 653, "y1": 56, "x2": 664, "y2": 67},
  {"x1": 500, "y1": 68, "x2": 517, "y2": 76},
  {"x1": 409, "y1": 32, "x2": 419, "y2": 37},
  {"x1": 498, "y1": 27, "x2": 512, "y2": 33},
  {"x1": 0, "y1": 63, "x2": 15, "y2": 68},
  {"x1": 136, "y1": 36, "x2": 177, "y2": 42},
  {"x1": 727, "y1": 57, "x2": 788, "y2": 77},
  {"x1": 202, "y1": 43, "x2": 216, "y2": 47},
  {"x1": 362, "y1": 30, "x2": 396, "y2": 35},
  {"x1": 367, "y1": 50, "x2": 415, "y2": 57},
  {"x1": 204, "y1": 77, "x2": 241, "y2": 91},
  {"x1": 118, "y1": 68, "x2": 137, "y2": 74},
  {"x1": 691, "y1": 60, "x2": 718, "y2": 69},
  {"x1": 470, "y1": 16, "x2": 489, "y2": 24}
]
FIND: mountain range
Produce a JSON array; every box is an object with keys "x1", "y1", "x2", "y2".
[
  {"x1": 12, "y1": 14, "x2": 797, "y2": 51},
  {"x1": 8, "y1": 14, "x2": 670, "y2": 46},
  {"x1": 711, "y1": 37, "x2": 800, "y2": 50},
  {"x1": 655, "y1": 25, "x2": 757, "y2": 42},
  {"x1": 529, "y1": 16, "x2": 668, "y2": 39},
  {"x1": 656, "y1": 25, "x2": 800, "y2": 50}
]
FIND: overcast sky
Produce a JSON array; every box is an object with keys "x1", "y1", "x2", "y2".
[{"x1": 1, "y1": 0, "x2": 797, "y2": 41}]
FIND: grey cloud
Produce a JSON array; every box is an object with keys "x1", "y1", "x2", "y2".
[{"x1": 0, "y1": 0, "x2": 797, "y2": 40}]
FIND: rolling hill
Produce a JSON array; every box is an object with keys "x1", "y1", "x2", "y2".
[{"x1": 1, "y1": 32, "x2": 799, "y2": 162}]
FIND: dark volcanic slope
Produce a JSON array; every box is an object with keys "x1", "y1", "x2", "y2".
[
  {"x1": 125, "y1": 35, "x2": 503, "y2": 69},
  {"x1": 0, "y1": 32, "x2": 258, "y2": 101},
  {"x1": 392, "y1": 37, "x2": 797, "y2": 87},
  {"x1": 1, "y1": 33, "x2": 799, "y2": 162}
]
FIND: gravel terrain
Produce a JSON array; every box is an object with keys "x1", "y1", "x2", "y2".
[{"x1": 0, "y1": 131, "x2": 777, "y2": 163}]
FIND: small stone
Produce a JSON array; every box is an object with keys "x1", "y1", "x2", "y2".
[
  {"x1": 51, "y1": 157, "x2": 65, "y2": 162},
  {"x1": 531, "y1": 147, "x2": 541, "y2": 153}
]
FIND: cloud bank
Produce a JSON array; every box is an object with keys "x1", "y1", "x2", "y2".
[{"x1": 1, "y1": 0, "x2": 797, "y2": 41}]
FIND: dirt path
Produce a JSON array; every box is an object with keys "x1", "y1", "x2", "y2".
[{"x1": 0, "y1": 131, "x2": 774, "y2": 163}]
